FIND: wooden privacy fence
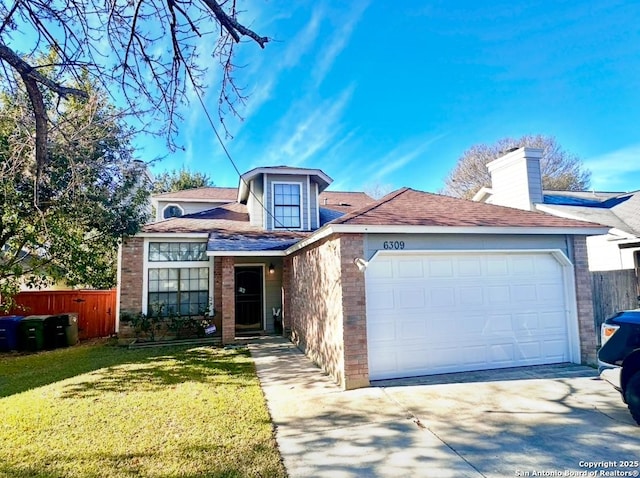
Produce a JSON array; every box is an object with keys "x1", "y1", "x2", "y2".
[
  {"x1": 7, "y1": 290, "x2": 116, "y2": 340},
  {"x1": 591, "y1": 270, "x2": 639, "y2": 344}
]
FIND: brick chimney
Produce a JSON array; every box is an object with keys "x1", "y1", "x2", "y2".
[{"x1": 486, "y1": 147, "x2": 543, "y2": 211}]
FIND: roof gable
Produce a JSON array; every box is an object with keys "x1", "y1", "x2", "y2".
[{"x1": 238, "y1": 166, "x2": 333, "y2": 203}]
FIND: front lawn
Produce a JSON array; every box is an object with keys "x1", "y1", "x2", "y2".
[{"x1": 0, "y1": 341, "x2": 286, "y2": 478}]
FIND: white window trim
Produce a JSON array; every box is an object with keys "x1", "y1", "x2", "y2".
[
  {"x1": 142, "y1": 238, "x2": 214, "y2": 316},
  {"x1": 161, "y1": 203, "x2": 184, "y2": 220},
  {"x1": 315, "y1": 182, "x2": 320, "y2": 230},
  {"x1": 306, "y1": 176, "x2": 311, "y2": 230},
  {"x1": 263, "y1": 174, "x2": 268, "y2": 230},
  {"x1": 271, "y1": 181, "x2": 304, "y2": 230}
]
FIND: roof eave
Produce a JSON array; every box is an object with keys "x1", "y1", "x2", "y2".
[
  {"x1": 284, "y1": 224, "x2": 610, "y2": 256},
  {"x1": 472, "y1": 187, "x2": 493, "y2": 202},
  {"x1": 137, "y1": 232, "x2": 210, "y2": 238},
  {"x1": 238, "y1": 166, "x2": 333, "y2": 202},
  {"x1": 206, "y1": 250, "x2": 286, "y2": 257}
]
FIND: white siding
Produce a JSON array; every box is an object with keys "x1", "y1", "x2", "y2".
[
  {"x1": 247, "y1": 178, "x2": 264, "y2": 227},
  {"x1": 487, "y1": 148, "x2": 543, "y2": 211},
  {"x1": 586, "y1": 235, "x2": 636, "y2": 271}
]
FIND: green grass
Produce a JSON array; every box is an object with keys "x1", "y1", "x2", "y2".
[{"x1": 0, "y1": 341, "x2": 286, "y2": 478}]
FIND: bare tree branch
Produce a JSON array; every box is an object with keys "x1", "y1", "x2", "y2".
[
  {"x1": 0, "y1": 0, "x2": 269, "y2": 157},
  {"x1": 0, "y1": 44, "x2": 87, "y2": 98},
  {"x1": 19, "y1": 74, "x2": 47, "y2": 181},
  {"x1": 202, "y1": 0, "x2": 268, "y2": 47}
]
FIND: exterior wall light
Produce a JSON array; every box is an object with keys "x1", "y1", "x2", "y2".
[
  {"x1": 353, "y1": 257, "x2": 368, "y2": 272},
  {"x1": 269, "y1": 263, "x2": 275, "y2": 274}
]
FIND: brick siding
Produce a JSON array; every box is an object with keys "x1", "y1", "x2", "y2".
[
  {"x1": 119, "y1": 237, "x2": 144, "y2": 316},
  {"x1": 221, "y1": 256, "x2": 235, "y2": 344},
  {"x1": 214, "y1": 256, "x2": 223, "y2": 324},
  {"x1": 286, "y1": 233, "x2": 368, "y2": 390},
  {"x1": 282, "y1": 256, "x2": 292, "y2": 333},
  {"x1": 572, "y1": 235, "x2": 597, "y2": 365},
  {"x1": 339, "y1": 234, "x2": 369, "y2": 389}
]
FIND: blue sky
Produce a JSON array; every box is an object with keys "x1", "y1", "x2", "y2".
[{"x1": 139, "y1": 0, "x2": 640, "y2": 194}]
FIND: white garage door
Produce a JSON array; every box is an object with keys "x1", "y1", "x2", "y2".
[{"x1": 366, "y1": 251, "x2": 576, "y2": 381}]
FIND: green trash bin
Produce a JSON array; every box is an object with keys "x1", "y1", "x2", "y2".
[
  {"x1": 65, "y1": 313, "x2": 79, "y2": 346},
  {"x1": 18, "y1": 316, "x2": 47, "y2": 352}
]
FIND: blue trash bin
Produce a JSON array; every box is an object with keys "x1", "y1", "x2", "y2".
[{"x1": 0, "y1": 316, "x2": 24, "y2": 352}]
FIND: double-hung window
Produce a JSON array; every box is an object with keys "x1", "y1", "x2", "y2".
[
  {"x1": 273, "y1": 183, "x2": 301, "y2": 228},
  {"x1": 147, "y1": 242, "x2": 210, "y2": 316}
]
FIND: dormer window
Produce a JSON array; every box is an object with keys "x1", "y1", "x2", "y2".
[
  {"x1": 273, "y1": 183, "x2": 301, "y2": 228},
  {"x1": 163, "y1": 204, "x2": 184, "y2": 219}
]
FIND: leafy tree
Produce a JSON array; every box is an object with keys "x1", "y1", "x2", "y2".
[
  {"x1": 153, "y1": 167, "x2": 214, "y2": 194},
  {"x1": 0, "y1": 0, "x2": 268, "y2": 173},
  {"x1": 442, "y1": 135, "x2": 592, "y2": 199},
  {"x1": 0, "y1": 74, "x2": 151, "y2": 310}
]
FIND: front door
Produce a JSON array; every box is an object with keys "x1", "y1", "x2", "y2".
[{"x1": 235, "y1": 267, "x2": 263, "y2": 334}]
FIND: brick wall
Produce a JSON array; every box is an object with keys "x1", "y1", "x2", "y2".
[
  {"x1": 119, "y1": 236, "x2": 144, "y2": 315},
  {"x1": 221, "y1": 256, "x2": 235, "y2": 344},
  {"x1": 282, "y1": 256, "x2": 292, "y2": 332},
  {"x1": 339, "y1": 234, "x2": 369, "y2": 389},
  {"x1": 286, "y1": 233, "x2": 368, "y2": 389},
  {"x1": 214, "y1": 256, "x2": 223, "y2": 320},
  {"x1": 572, "y1": 235, "x2": 597, "y2": 365},
  {"x1": 288, "y1": 235, "x2": 345, "y2": 386}
]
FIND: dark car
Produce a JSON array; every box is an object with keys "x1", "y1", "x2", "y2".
[{"x1": 598, "y1": 309, "x2": 640, "y2": 425}]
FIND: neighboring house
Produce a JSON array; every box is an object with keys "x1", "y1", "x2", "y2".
[
  {"x1": 118, "y1": 164, "x2": 607, "y2": 389},
  {"x1": 473, "y1": 147, "x2": 640, "y2": 273},
  {"x1": 152, "y1": 187, "x2": 239, "y2": 221}
]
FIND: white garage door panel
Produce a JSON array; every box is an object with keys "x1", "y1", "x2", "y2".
[{"x1": 367, "y1": 251, "x2": 574, "y2": 380}]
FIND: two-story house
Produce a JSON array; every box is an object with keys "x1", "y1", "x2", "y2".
[
  {"x1": 118, "y1": 164, "x2": 607, "y2": 389},
  {"x1": 472, "y1": 147, "x2": 640, "y2": 273}
]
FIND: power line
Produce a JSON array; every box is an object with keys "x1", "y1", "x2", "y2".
[{"x1": 184, "y1": 68, "x2": 297, "y2": 232}]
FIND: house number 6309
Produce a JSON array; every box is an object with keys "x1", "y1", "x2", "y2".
[{"x1": 383, "y1": 241, "x2": 405, "y2": 250}]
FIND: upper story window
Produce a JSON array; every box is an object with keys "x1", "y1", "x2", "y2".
[
  {"x1": 163, "y1": 204, "x2": 184, "y2": 219},
  {"x1": 273, "y1": 183, "x2": 301, "y2": 228},
  {"x1": 149, "y1": 242, "x2": 207, "y2": 262}
]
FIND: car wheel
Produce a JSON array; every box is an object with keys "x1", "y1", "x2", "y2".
[{"x1": 625, "y1": 371, "x2": 640, "y2": 425}]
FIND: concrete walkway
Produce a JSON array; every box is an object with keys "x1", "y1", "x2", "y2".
[
  {"x1": 249, "y1": 337, "x2": 640, "y2": 478},
  {"x1": 249, "y1": 337, "x2": 482, "y2": 478}
]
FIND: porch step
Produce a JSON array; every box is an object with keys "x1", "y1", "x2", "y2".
[{"x1": 127, "y1": 336, "x2": 222, "y2": 349}]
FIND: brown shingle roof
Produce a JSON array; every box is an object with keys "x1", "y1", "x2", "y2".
[
  {"x1": 142, "y1": 203, "x2": 249, "y2": 233},
  {"x1": 332, "y1": 188, "x2": 605, "y2": 229},
  {"x1": 142, "y1": 203, "x2": 309, "y2": 239},
  {"x1": 153, "y1": 187, "x2": 238, "y2": 201},
  {"x1": 142, "y1": 202, "x2": 308, "y2": 251},
  {"x1": 318, "y1": 191, "x2": 375, "y2": 213}
]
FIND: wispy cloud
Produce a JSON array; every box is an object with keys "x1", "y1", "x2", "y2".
[
  {"x1": 281, "y1": 7, "x2": 325, "y2": 68},
  {"x1": 240, "y1": 5, "x2": 326, "y2": 121},
  {"x1": 312, "y1": 1, "x2": 370, "y2": 86},
  {"x1": 262, "y1": 84, "x2": 356, "y2": 167},
  {"x1": 366, "y1": 133, "x2": 447, "y2": 182},
  {"x1": 584, "y1": 144, "x2": 640, "y2": 191}
]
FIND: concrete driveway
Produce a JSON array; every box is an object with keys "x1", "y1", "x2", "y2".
[{"x1": 249, "y1": 338, "x2": 640, "y2": 478}]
